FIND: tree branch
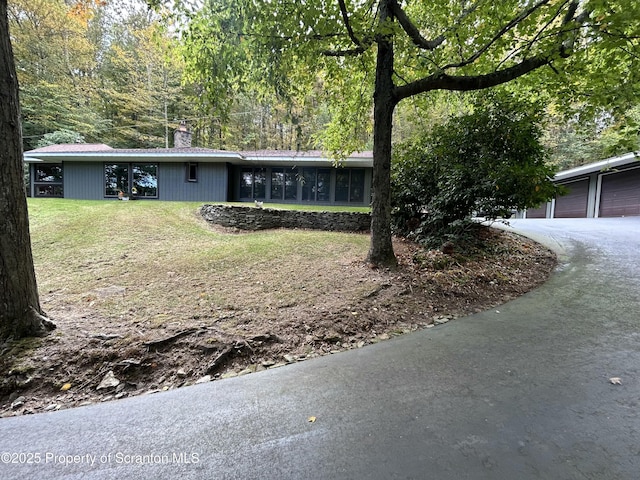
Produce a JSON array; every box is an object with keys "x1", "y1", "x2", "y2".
[
  {"x1": 320, "y1": 0, "x2": 372, "y2": 57},
  {"x1": 322, "y1": 47, "x2": 366, "y2": 57},
  {"x1": 440, "y1": 0, "x2": 552, "y2": 71},
  {"x1": 395, "y1": 56, "x2": 550, "y2": 101},
  {"x1": 560, "y1": 3, "x2": 591, "y2": 58},
  {"x1": 389, "y1": 0, "x2": 443, "y2": 50},
  {"x1": 390, "y1": 0, "x2": 482, "y2": 51},
  {"x1": 337, "y1": 0, "x2": 365, "y2": 49},
  {"x1": 394, "y1": 0, "x2": 593, "y2": 99}
]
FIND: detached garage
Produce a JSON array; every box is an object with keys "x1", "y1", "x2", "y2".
[
  {"x1": 599, "y1": 167, "x2": 640, "y2": 217},
  {"x1": 522, "y1": 152, "x2": 640, "y2": 219}
]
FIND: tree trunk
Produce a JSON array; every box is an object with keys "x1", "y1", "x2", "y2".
[
  {"x1": 0, "y1": 0, "x2": 54, "y2": 340},
  {"x1": 367, "y1": 0, "x2": 397, "y2": 267}
]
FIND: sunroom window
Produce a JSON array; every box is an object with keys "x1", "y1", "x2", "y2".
[
  {"x1": 271, "y1": 168, "x2": 298, "y2": 201},
  {"x1": 302, "y1": 168, "x2": 331, "y2": 202},
  {"x1": 240, "y1": 167, "x2": 266, "y2": 199},
  {"x1": 336, "y1": 168, "x2": 365, "y2": 203}
]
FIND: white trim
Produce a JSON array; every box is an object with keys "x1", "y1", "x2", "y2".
[
  {"x1": 554, "y1": 151, "x2": 639, "y2": 181},
  {"x1": 594, "y1": 174, "x2": 603, "y2": 218},
  {"x1": 24, "y1": 151, "x2": 243, "y2": 163},
  {"x1": 24, "y1": 150, "x2": 374, "y2": 167}
]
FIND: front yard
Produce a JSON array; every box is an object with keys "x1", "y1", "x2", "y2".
[{"x1": 1, "y1": 199, "x2": 555, "y2": 416}]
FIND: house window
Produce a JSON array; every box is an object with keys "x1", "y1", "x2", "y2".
[
  {"x1": 336, "y1": 168, "x2": 365, "y2": 203},
  {"x1": 240, "y1": 167, "x2": 266, "y2": 199},
  {"x1": 34, "y1": 163, "x2": 63, "y2": 197},
  {"x1": 302, "y1": 168, "x2": 331, "y2": 202},
  {"x1": 105, "y1": 163, "x2": 157, "y2": 198},
  {"x1": 105, "y1": 163, "x2": 129, "y2": 197},
  {"x1": 187, "y1": 163, "x2": 198, "y2": 182},
  {"x1": 132, "y1": 164, "x2": 158, "y2": 197},
  {"x1": 271, "y1": 168, "x2": 298, "y2": 201}
]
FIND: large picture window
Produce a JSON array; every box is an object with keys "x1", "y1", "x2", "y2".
[
  {"x1": 335, "y1": 168, "x2": 365, "y2": 203},
  {"x1": 238, "y1": 165, "x2": 368, "y2": 204},
  {"x1": 105, "y1": 163, "x2": 129, "y2": 197},
  {"x1": 132, "y1": 164, "x2": 158, "y2": 197},
  {"x1": 105, "y1": 163, "x2": 157, "y2": 198},
  {"x1": 302, "y1": 168, "x2": 331, "y2": 202},
  {"x1": 34, "y1": 163, "x2": 63, "y2": 197},
  {"x1": 271, "y1": 168, "x2": 298, "y2": 201},
  {"x1": 240, "y1": 167, "x2": 266, "y2": 199}
]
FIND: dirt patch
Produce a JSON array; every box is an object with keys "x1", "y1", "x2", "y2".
[{"x1": 0, "y1": 228, "x2": 555, "y2": 417}]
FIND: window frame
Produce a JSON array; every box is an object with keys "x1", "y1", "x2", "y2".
[
  {"x1": 239, "y1": 167, "x2": 267, "y2": 200},
  {"x1": 33, "y1": 163, "x2": 64, "y2": 197},
  {"x1": 335, "y1": 168, "x2": 365, "y2": 203},
  {"x1": 104, "y1": 162, "x2": 158, "y2": 199},
  {"x1": 186, "y1": 162, "x2": 198, "y2": 183}
]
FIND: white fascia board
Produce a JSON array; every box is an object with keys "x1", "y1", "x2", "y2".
[
  {"x1": 554, "y1": 151, "x2": 640, "y2": 182},
  {"x1": 242, "y1": 156, "x2": 373, "y2": 168},
  {"x1": 22, "y1": 152, "x2": 242, "y2": 163}
]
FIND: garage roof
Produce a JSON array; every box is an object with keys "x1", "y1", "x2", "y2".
[{"x1": 555, "y1": 151, "x2": 640, "y2": 182}]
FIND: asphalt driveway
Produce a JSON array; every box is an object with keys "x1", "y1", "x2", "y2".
[{"x1": 2, "y1": 218, "x2": 640, "y2": 480}]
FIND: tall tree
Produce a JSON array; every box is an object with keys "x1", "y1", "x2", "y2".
[
  {"x1": 98, "y1": 9, "x2": 190, "y2": 147},
  {"x1": 0, "y1": 0, "x2": 54, "y2": 340},
  {"x1": 182, "y1": 0, "x2": 640, "y2": 266},
  {"x1": 8, "y1": 0, "x2": 105, "y2": 150}
]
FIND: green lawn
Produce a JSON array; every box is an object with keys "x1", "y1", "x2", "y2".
[{"x1": 27, "y1": 199, "x2": 372, "y2": 324}]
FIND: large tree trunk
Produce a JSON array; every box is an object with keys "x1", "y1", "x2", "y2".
[
  {"x1": 367, "y1": 0, "x2": 397, "y2": 267},
  {"x1": 0, "y1": 0, "x2": 54, "y2": 340}
]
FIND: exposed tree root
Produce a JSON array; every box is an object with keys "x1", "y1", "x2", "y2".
[{"x1": 29, "y1": 307, "x2": 56, "y2": 335}]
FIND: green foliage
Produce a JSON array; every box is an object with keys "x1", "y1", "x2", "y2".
[
  {"x1": 597, "y1": 105, "x2": 640, "y2": 156},
  {"x1": 9, "y1": 0, "x2": 196, "y2": 150},
  {"x1": 35, "y1": 130, "x2": 85, "y2": 148},
  {"x1": 9, "y1": 0, "x2": 104, "y2": 148},
  {"x1": 391, "y1": 92, "x2": 558, "y2": 247}
]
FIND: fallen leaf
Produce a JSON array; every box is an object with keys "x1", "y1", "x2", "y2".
[
  {"x1": 609, "y1": 377, "x2": 622, "y2": 385},
  {"x1": 308, "y1": 416, "x2": 317, "y2": 423},
  {"x1": 60, "y1": 383, "x2": 72, "y2": 391}
]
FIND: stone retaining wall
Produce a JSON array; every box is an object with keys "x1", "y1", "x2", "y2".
[{"x1": 200, "y1": 204, "x2": 371, "y2": 232}]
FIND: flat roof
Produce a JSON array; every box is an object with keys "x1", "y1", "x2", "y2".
[
  {"x1": 23, "y1": 144, "x2": 373, "y2": 167},
  {"x1": 555, "y1": 151, "x2": 640, "y2": 181}
]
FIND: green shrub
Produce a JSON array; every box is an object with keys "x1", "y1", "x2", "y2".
[{"x1": 391, "y1": 92, "x2": 559, "y2": 248}]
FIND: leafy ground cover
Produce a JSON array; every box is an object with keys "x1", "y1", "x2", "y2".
[{"x1": 0, "y1": 200, "x2": 555, "y2": 416}]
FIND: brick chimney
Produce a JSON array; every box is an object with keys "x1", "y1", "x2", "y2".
[{"x1": 174, "y1": 121, "x2": 192, "y2": 148}]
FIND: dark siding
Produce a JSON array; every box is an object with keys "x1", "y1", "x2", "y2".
[
  {"x1": 158, "y1": 163, "x2": 228, "y2": 201},
  {"x1": 554, "y1": 179, "x2": 589, "y2": 218},
  {"x1": 599, "y1": 167, "x2": 640, "y2": 217},
  {"x1": 526, "y1": 204, "x2": 547, "y2": 218},
  {"x1": 63, "y1": 162, "x2": 104, "y2": 200}
]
